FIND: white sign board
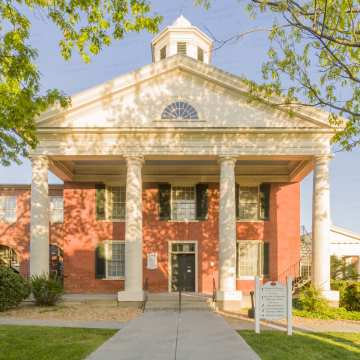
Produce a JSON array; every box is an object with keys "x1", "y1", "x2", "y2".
[
  {"x1": 147, "y1": 253, "x2": 158, "y2": 269},
  {"x1": 255, "y1": 275, "x2": 292, "y2": 335}
]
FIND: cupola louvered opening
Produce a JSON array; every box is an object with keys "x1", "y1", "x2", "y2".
[
  {"x1": 197, "y1": 47, "x2": 204, "y2": 62},
  {"x1": 160, "y1": 45, "x2": 166, "y2": 60},
  {"x1": 177, "y1": 42, "x2": 187, "y2": 55}
]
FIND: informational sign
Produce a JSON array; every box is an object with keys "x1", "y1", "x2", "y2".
[
  {"x1": 147, "y1": 253, "x2": 158, "y2": 269},
  {"x1": 255, "y1": 275, "x2": 292, "y2": 335}
]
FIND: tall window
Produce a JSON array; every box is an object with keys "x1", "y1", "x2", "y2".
[
  {"x1": 105, "y1": 241, "x2": 125, "y2": 278},
  {"x1": 171, "y1": 186, "x2": 195, "y2": 220},
  {"x1": 239, "y1": 186, "x2": 259, "y2": 220},
  {"x1": 0, "y1": 196, "x2": 17, "y2": 222},
  {"x1": 50, "y1": 197, "x2": 64, "y2": 223},
  {"x1": 177, "y1": 42, "x2": 187, "y2": 55},
  {"x1": 107, "y1": 186, "x2": 126, "y2": 220},
  {"x1": 160, "y1": 45, "x2": 166, "y2": 60},
  {"x1": 237, "y1": 241, "x2": 270, "y2": 278},
  {"x1": 197, "y1": 46, "x2": 204, "y2": 62}
]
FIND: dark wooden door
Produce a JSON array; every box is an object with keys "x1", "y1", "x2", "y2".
[{"x1": 171, "y1": 254, "x2": 195, "y2": 292}]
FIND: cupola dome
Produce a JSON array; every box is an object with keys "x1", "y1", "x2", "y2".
[{"x1": 151, "y1": 15, "x2": 213, "y2": 64}]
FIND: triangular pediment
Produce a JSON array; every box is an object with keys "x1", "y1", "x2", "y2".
[{"x1": 36, "y1": 54, "x2": 335, "y2": 130}]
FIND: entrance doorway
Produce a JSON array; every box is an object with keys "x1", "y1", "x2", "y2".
[
  {"x1": 169, "y1": 242, "x2": 197, "y2": 292},
  {"x1": 171, "y1": 253, "x2": 195, "y2": 292}
]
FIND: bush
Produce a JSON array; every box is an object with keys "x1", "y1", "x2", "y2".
[
  {"x1": 331, "y1": 280, "x2": 360, "y2": 311},
  {"x1": 0, "y1": 264, "x2": 31, "y2": 312},
  {"x1": 299, "y1": 284, "x2": 329, "y2": 312},
  {"x1": 31, "y1": 272, "x2": 67, "y2": 306}
]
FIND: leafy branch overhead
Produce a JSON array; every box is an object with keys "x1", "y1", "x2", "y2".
[
  {"x1": 0, "y1": 0, "x2": 163, "y2": 166},
  {"x1": 197, "y1": 0, "x2": 360, "y2": 150}
]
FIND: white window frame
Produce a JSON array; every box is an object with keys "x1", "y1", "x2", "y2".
[
  {"x1": 0, "y1": 196, "x2": 17, "y2": 223},
  {"x1": 168, "y1": 240, "x2": 198, "y2": 293},
  {"x1": 168, "y1": 184, "x2": 198, "y2": 222},
  {"x1": 236, "y1": 240, "x2": 263, "y2": 280},
  {"x1": 237, "y1": 184, "x2": 262, "y2": 222},
  {"x1": 103, "y1": 240, "x2": 125, "y2": 280},
  {"x1": 105, "y1": 185, "x2": 126, "y2": 222},
  {"x1": 49, "y1": 196, "x2": 64, "y2": 223}
]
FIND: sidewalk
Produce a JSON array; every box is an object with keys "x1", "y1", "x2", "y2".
[
  {"x1": 0, "y1": 318, "x2": 126, "y2": 329},
  {"x1": 230, "y1": 322, "x2": 360, "y2": 333},
  {"x1": 86, "y1": 311, "x2": 260, "y2": 360}
]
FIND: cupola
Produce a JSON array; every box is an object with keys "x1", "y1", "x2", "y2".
[{"x1": 151, "y1": 15, "x2": 213, "y2": 64}]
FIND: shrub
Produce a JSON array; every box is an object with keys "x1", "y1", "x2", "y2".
[
  {"x1": 0, "y1": 264, "x2": 31, "y2": 312},
  {"x1": 299, "y1": 284, "x2": 329, "y2": 312},
  {"x1": 343, "y1": 282, "x2": 360, "y2": 311},
  {"x1": 331, "y1": 280, "x2": 360, "y2": 311},
  {"x1": 31, "y1": 272, "x2": 67, "y2": 306}
]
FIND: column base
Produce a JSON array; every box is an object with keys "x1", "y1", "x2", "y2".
[
  {"x1": 323, "y1": 290, "x2": 340, "y2": 307},
  {"x1": 215, "y1": 290, "x2": 242, "y2": 310},
  {"x1": 118, "y1": 290, "x2": 147, "y2": 303}
]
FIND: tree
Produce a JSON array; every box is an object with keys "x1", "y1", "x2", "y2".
[
  {"x1": 330, "y1": 255, "x2": 359, "y2": 280},
  {"x1": 0, "y1": 0, "x2": 163, "y2": 166},
  {"x1": 197, "y1": 0, "x2": 360, "y2": 151}
]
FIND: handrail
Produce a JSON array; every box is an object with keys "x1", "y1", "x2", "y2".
[
  {"x1": 178, "y1": 277, "x2": 182, "y2": 313},
  {"x1": 278, "y1": 256, "x2": 312, "y2": 288},
  {"x1": 142, "y1": 278, "x2": 148, "y2": 313},
  {"x1": 212, "y1": 278, "x2": 216, "y2": 303}
]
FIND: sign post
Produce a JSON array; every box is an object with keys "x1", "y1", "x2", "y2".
[{"x1": 255, "y1": 275, "x2": 292, "y2": 335}]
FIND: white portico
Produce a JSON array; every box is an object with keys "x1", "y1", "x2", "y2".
[{"x1": 28, "y1": 16, "x2": 340, "y2": 307}]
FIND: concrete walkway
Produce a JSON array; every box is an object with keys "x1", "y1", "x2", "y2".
[
  {"x1": 86, "y1": 311, "x2": 260, "y2": 360},
  {"x1": 0, "y1": 318, "x2": 126, "y2": 329}
]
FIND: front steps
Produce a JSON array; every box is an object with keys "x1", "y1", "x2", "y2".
[{"x1": 144, "y1": 293, "x2": 215, "y2": 312}]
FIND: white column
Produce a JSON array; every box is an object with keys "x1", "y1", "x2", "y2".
[
  {"x1": 312, "y1": 155, "x2": 339, "y2": 304},
  {"x1": 216, "y1": 155, "x2": 242, "y2": 309},
  {"x1": 118, "y1": 155, "x2": 145, "y2": 302},
  {"x1": 30, "y1": 156, "x2": 50, "y2": 277}
]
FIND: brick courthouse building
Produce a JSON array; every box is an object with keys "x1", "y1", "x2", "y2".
[{"x1": 0, "y1": 16, "x2": 340, "y2": 309}]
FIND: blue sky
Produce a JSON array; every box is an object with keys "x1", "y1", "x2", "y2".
[{"x1": 1, "y1": 0, "x2": 359, "y2": 234}]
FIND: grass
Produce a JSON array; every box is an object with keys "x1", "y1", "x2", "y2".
[
  {"x1": 238, "y1": 331, "x2": 360, "y2": 360},
  {"x1": 38, "y1": 305, "x2": 69, "y2": 313},
  {"x1": 292, "y1": 307, "x2": 360, "y2": 321},
  {"x1": 0, "y1": 325, "x2": 117, "y2": 360}
]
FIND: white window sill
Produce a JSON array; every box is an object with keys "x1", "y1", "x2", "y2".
[
  {"x1": 237, "y1": 220, "x2": 263, "y2": 223},
  {"x1": 102, "y1": 277, "x2": 125, "y2": 281},
  {"x1": 102, "y1": 220, "x2": 125, "y2": 222},
  {"x1": 168, "y1": 220, "x2": 199, "y2": 223},
  {"x1": 50, "y1": 221, "x2": 63, "y2": 224},
  {"x1": 0, "y1": 221, "x2": 17, "y2": 224}
]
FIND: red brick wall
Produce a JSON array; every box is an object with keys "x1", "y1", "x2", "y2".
[
  {"x1": 236, "y1": 182, "x2": 300, "y2": 294},
  {"x1": 0, "y1": 188, "x2": 64, "y2": 277},
  {"x1": 0, "y1": 181, "x2": 300, "y2": 296},
  {"x1": 63, "y1": 182, "x2": 125, "y2": 294}
]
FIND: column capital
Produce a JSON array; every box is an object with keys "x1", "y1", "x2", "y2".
[
  {"x1": 123, "y1": 155, "x2": 145, "y2": 167},
  {"x1": 29, "y1": 156, "x2": 50, "y2": 169},
  {"x1": 218, "y1": 155, "x2": 237, "y2": 166},
  {"x1": 312, "y1": 154, "x2": 334, "y2": 166}
]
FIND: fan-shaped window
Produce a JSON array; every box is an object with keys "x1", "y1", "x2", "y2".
[{"x1": 161, "y1": 102, "x2": 199, "y2": 120}]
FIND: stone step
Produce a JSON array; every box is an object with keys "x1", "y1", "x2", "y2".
[{"x1": 144, "y1": 300, "x2": 214, "y2": 312}]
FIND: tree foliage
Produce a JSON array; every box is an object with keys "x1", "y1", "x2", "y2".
[
  {"x1": 0, "y1": 0, "x2": 163, "y2": 166},
  {"x1": 197, "y1": 0, "x2": 360, "y2": 150},
  {"x1": 331, "y1": 254, "x2": 359, "y2": 280}
]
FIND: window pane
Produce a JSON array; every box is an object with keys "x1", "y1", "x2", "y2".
[
  {"x1": 107, "y1": 186, "x2": 126, "y2": 220},
  {"x1": 238, "y1": 243, "x2": 258, "y2": 277},
  {"x1": 3, "y1": 197, "x2": 16, "y2": 221},
  {"x1": 171, "y1": 186, "x2": 195, "y2": 220},
  {"x1": 239, "y1": 186, "x2": 258, "y2": 220},
  {"x1": 107, "y1": 243, "x2": 125, "y2": 277}
]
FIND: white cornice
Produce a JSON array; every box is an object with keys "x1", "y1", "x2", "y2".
[{"x1": 331, "y1": 225, "x2": 360, "y2": 242}]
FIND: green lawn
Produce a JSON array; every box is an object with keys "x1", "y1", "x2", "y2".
[
  {"x1": 0, "y1": 325, "x2": 117, "y2": 360},
  {"x1": 239, "y1": 331, "x2": 360, "y2": 360}
]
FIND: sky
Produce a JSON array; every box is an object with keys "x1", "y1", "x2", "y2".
[{"x1": 1, "y1": 0, "x2": 359, "y2": 234}]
